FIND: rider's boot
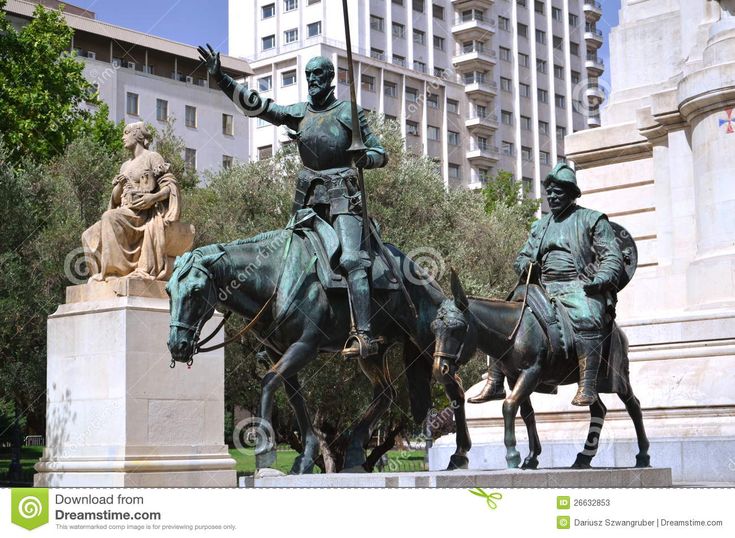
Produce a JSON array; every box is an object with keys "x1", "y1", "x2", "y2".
[
  {"x1": 572, "y1": 333, "x2": 603, "y2": 406},
  {"x1": 342, "y1": 265, "x2": 381, "y2": 359},
  {"x1": 467, "y1": 358, "x2": 506, "y2": 403}
]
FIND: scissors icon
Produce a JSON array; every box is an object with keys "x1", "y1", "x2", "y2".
[{"x1": 468, "y1": 488, "x2": 503, "y2": 509}]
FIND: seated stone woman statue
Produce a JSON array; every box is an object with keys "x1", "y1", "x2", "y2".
[{"x1": 82, "y1": 121, "x2": 181, "y2": 281}]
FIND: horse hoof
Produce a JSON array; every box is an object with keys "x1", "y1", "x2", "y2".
[
  {"x1": 343, "y1": 448, "x2": 366, "y2": 471},
  {"x1": 571, "y1": 453, "x2": 592, "y2": 469},
  {"x1": 255, "y1": 449, "x2": 277, "y2": 469},
  {"x1": 340, "y1": 465, "x2": 368, "y2": 473},
  {"x1": 635, "y1": 454, "x2": 651, "y2": 468},
  {"x1": 521, "y1": 457, "x2": 539, "y2": 470},
  {"x1": 447, "y1": 454, "x2": 469, "y2": 470},
  {"x1": 506, "y1": 450, "x2": 521, "y2": 469},
  {"x1": 289, "y1": 456, "x2": 315, "y2": 475}
]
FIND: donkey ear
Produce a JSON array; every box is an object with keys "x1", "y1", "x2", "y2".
[{"x1": 450, "y1": 268, "x2": 469, "y2": 311}]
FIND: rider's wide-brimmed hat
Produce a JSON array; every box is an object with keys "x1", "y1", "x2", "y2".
[{"x1": 543, "y1": 162, "x2": 581, "y2": 198}]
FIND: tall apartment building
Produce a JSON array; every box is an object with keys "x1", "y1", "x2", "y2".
[
  {"x1": 228, "y1": 0, "x2": 605, "y2": 197},
  {"x1": 5, "y1": 0, "x2": 254, "y2": 174}
]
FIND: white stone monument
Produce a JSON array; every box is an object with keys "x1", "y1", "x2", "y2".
[
  {"x1": 431, "y1": 0, "x2": 735, "y2": 483},
  {"x1": 34, "y1": 280, "x2": 236, "y2": 487}
]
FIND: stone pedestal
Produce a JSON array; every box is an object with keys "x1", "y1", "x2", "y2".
[{"x1": 34, "y1": 280, "x2": 236, "y2": 487}]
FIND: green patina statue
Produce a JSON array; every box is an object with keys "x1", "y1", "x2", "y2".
[
  {"x1": 198, "y1": 45, "x2": 388, "y2": 359},
  {"x1": 470, "y1": 163, "x2": 625, "y2": 407}
]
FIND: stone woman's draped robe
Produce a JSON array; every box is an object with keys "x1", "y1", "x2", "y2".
[{"x1": 82, "y1": 150, "x2": 180, "y2": 281}]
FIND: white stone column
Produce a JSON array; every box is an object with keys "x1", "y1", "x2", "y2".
[{"x1": 34, "y1": 281, "x2": 236, "y2": 487}]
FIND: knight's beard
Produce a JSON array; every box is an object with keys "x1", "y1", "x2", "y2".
[{"x1": 311, "y1": 85, "x2": 335, "y2": 106}]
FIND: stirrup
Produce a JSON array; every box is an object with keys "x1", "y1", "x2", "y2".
[
  {"x1": 571, "y1": 385, "x2": 598, "y2": 406},
  {"x1": 342, "y1": 332, "x2": 382, "y2": 359}
]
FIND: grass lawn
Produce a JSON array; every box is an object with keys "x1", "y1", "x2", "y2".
[{"x1": 0, "y1": 446, "x2": 44, "y2": 484}]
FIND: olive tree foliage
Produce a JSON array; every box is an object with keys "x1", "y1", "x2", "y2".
[{"x1": 182, "y1": 114, "x2": 531, "y2": 470}]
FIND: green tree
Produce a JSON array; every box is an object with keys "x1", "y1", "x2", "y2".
[
  {"x1": 0, "y1": 1, "x2": 117, "y2": 164},
  {"x1": 481, "y1": 169, "x2": 540, "y2": 227},
  {"x1": 151, "y1": 117, "x2": 199, "y2": 190}
]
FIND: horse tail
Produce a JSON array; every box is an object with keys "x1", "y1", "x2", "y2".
[{"x1": 403, "y1": 340, "x2": 433, "y2": 424}]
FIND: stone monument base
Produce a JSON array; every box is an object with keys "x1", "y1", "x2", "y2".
[
  {"x1": 35, "y1": 279, "x2": 236, "y2": 488},
  {"x1": 239, "y1": 467, "x2": 672, "y2": 488}
]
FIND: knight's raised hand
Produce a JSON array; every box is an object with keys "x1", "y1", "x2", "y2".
[{"x1": 197, "y1": 43, "x2": 223, "y2": 80}]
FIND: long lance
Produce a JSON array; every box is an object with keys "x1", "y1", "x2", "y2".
[
  {"x1": 341, "y1": 0, "x2": 371, "y2": 258},
  {"x1": 341, "y1": 0, "x2": 418, "y2": 321}
]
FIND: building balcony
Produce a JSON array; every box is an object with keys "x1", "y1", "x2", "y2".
[
  {"x1": 464, "y1": 79, "x2": 497, "y2": 99},
  {"x1": 452, "y1": 0, "x2": 495, "y2": 11},
  {"x1": 587, "y1": 113, "x2": 601, "y2": 128},
  {"x1": 452, "y1": 16, "x2": 496, "y2": 41},
  {"x1": 585, "y1": 84, "x2": 605, "y2": 103},
  {"x1": 465, "y1": 113, "x2": 499, "y2": 132},
  {"x1": 584, "y1": 28, "x2": 603, "y2": 48},
  {"x1": 584, "y1": 1, "x2": 602, "y2": 22},
  {"x1": 467, "y1": 145, "x2": 500, "y2": 164},
  {"x1": 585, "y1": 55, "x2": 604, "y2": 75},
  {"x1": 452, "y1": 48, "x2": 497, "y2": 70}
]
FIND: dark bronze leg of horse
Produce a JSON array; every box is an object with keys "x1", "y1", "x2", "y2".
[
  {"x1": 572, "y1": 398, "x2": 607, "y2": 469},
  {"x1": 257, "y1": 338, "x2": 319, "y2": 470},
  {"x1": 618, "y1": 389, "x2": 651, "y2": 467},
  {"x1": 343, "y1": 350, "x2": 396, "y2": 472},
  {"x1": 433, "y1": 361, "x2": 471, "y2": 470},
  {"x1": 283, "y1": 375, "x2": 319, "y2": 474},
  {"x1": 503, "y1": 364, "x2": 541, "y2": 469},
  {"x1": 520, "y1": 399, "x2": 541, "y2": 470}
]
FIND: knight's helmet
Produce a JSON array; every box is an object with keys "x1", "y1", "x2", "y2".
[{"x1": 543, "y1": 162, "x2": 581, "y2": 198}]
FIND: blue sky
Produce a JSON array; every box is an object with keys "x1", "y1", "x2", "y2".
[{"x1": 71, "y1": 0, "x2": 621, "y2": 87}]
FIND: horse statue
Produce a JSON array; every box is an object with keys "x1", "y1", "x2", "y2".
[
  {"x1": 430, "y1": 270, "x2": 651, "y2": 470},
  {"x1": 165, "y1": 226, "x2": 475, "y2": 473}
]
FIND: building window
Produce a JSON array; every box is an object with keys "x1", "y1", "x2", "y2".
[
  {"x1": 433, "y1": 3, "x2": 444, "y2": 19},
  {"x1": 571, "y1": 70, "x2": 581, "y2": 84},
  {"x1": 262, "y1": 34, "x2": 275, "y2": 50},
  {"x1": 282, "y1": 70, "x2": 297, "y2": 86},
  {"x1": 539, "y1": 120, "x2": 549, "y2": 134},
  {"x1": 392, "y1": 54, "x2": 406, "y2": 67},
  {"x1": 448, "y1": 163, "x2": 460, "y2": 179},
  {"x1": 361, "y1": 74, "x2": 375, "y2": 92},
  {"x1": 499, "y1": 16, "x2": 510, "y2": 31},
  {"x1": 222, "y1": 155, "x2": 233, "y2": 169},
  {"x1": 500, "y1": 77, "x2": 512, "y2": 92},
  {"x1": 258, "y1": 145, "x2": 273, "y2": 160},
  {"x1": 521, "y1": 115, "x2": 532, "y2": 130},
  {"x1": 522, "y1": 176, "x2": 533, "y2": 195},
  {"x1": 554, "y1": 64, "x2": 564, "y2": 79},
  {"x1": 427, "y1": 93, "x2": 439, "y2": 108},
  {"x1": 500, "y1": 46, "x2": 511, "y2": 62},
  {"x1": 447, "y1": 99, "x2": 459, "y2": 114},
  {"x1": 185, "y1": 105, "x2": 197, "y2": 128},
  {"x1": 307, "y1": 21, "x2": 322, "y2": 37},
  {"x1": 414, "y1": 30, "x2": 426, "y2": 45},
  {"x1": 522, "y1": 146, "x2": 533, "y2": 161},
  {"x1": 338, "y1": 67, "x2": 349, "y2": 85},
  {"x1": 262, "y1": 3, "x2": 275, "y2": 18},
  {"x1": 155, "y1": 98, "x2": 168, "y2": 121},
  {"x1": 553, "y1": 35, "x2": 563, "y2": 49},
  {"x1": 557, "y1": 125, "x2": 567, "y2": 139},
  {"x1": 535, "y1": 1, "x2": 544, "y2": 14},
  {"x1": 475, "y1": 104, "x2": 487, "y2": 118},
  {"x1": 569, "y1": 13, "x2": 579, "y2": 27},
  {"x1": 184, "y1": 147, "x2": 196, "y2": 170},
  {"x1": 126, "y1": 92, "x2": 139, "y2": 115},
  {"x1": 518, "y1": 23, "x2": 528, "y2": 38},
  {"x1": 384, "y1": 81, "x2": 397, "y2": 97},
  {"x1": 537, "y1": 59, "x2": 547, "y2": 73},
  {"x1": 222, "y1": 113, "x2": 234, "y2": 135},
  {"x1": 434, "y1": 66, "x2": 445, "y2": 78},
  {"x1": 284, "y1": 28, "x2": 298, "y2": 43},
  {"x1": 502, "y1": 141, "x2": 514, "y2": 156},
  {"x1": 427, "y1": 125, "x2": 440, "y2": 141},
  {"x1": 476, "y1": 136, "x2": 489, "y2": 150},
  {"x1": 433, "y1": 36, "x2": 445, "y2": 50},
  {"x1": 307, "y1": 0, "x2": 320, "y2": 4},
  {"x1": 392, "y1": 0, "x2": 403, "y2": 4},
  {"x1": 555, "y1": 93, "x2": 566, "y2": 108},
  {"x1": 370, "y1": 15, "x2": 384, "y2": 32},
  {"x1": 414, "y1": 61, "x2": 426, "y2": 73},
  {"x1": 519, "y1": 52, "x2": 529, "y2": 67},
  {"x1": 501, "y1": 110, "x2": 513, "y2": 125},
  {"x1": 371, "y1": 47, "x2": 384, "y2": 60},
  {"x1": 570, "y1": 42, "x2": 580, "y2": 56},
  {"x1": 258, "y1": 76, "x2": 272, "y2": 92},
  {"x1": 536, "y1": 29, "x2": 546, "y2": 44},
  {"x1": 538, "y1": 88, "x2": 548, "y2": 103},
  {"x1": 552, "y1": 6, "x2": 562, "y2": 21},
  {"x1": 284, "y1": 0, "x2": 297, "y2": 12},
  {"x1": 540, "y1": 151, "x2": 550, "y2": 165},
  {"x1": 392, "y1": 22, "x2": 405, "y2": 38},
  {"x1": 413, "y1": 0, "x2": 424, "y2": 12},
  {"x1": 517, "y1": 0, "x2": 526, "y2": 7},
  {"x1": 519, "y1": 82, "x2": 530, "y2": 97},
  {"x1": 448, "y1": 131, "x2": 459, "y2": 145},
  {"x1": 405, "y1": 87, "x2": 418, "y2": 102},
  {"x1": 406, "y1": 120, "x2": 419, "y2": 136}
]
